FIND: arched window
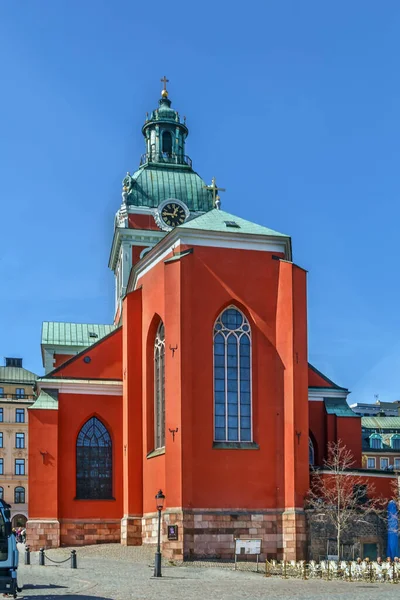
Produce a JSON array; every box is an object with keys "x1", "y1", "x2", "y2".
[
  {"x1": 154, "y1": 322, "x2": 165, "y2": 449},
  {"x1": 14, "y1": 487, "x2": 25, "y2": 504},
  {"x1": 76, "y1": 417, "x2": 112, "y2": 500},
  {"x1": 309, "y1": 438, "x2": 315, "y2": 466},
  {"x1": 391, "y1": 434, "x2": 400, "y2": 450},
  {"x1": 0, "y1": 487, "x2": 4, "y2": 501},
  {"x1": 214, "y1": 306, "x2": 251, "y2": 442},
  {"x1": 162, "y1": 131, "x2": 172, "y2": 155}
]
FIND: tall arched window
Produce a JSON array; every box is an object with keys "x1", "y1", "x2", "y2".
[
  {"x1": 14, "y1": 487, "x2": 25, "y2": 504},
  {"x1": 0, "y1": 487, "x2": 4, "y2": 501},
  {"x1": 154, "y1": 322, "x2": 165, "y2": 449},
  {"x1": 214, "y1": 307, "x2": 252, "y2": 442},
  {"x1": 76, "y1": 417, "x2": 112, "y2": 500},
  {"x1": 162, "y1": 131, "x2": 172, "y2": 155},
  {"x1": 309, "y1": 438, "x2": 315, "y2": 466}
]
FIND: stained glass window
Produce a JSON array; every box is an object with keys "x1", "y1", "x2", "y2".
[
  {"x1": 214, "y1": 307, "x2": 252, "y2": 442},
  {"x1": 154, "y1": 322, "x2": 165, "y2": 449},
  {"x1": 76, "y1": 417, "x2": 112, "y2": 500}
]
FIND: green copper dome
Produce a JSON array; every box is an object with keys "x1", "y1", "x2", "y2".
[
  {"x1": 123, "y1": 166, "x2": 213, "y2": 211},
  {"x1": 122, "y1": 87, "x2": 214, "y2": 213}
]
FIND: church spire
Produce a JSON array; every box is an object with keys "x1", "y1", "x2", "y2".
[{"x1": 141, "y1": 79, "x2": 191, "y2": 168}]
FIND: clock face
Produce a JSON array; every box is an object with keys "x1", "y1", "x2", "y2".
[{"x1": 161, "y1": 202, "x2": 187, "y2": 227}]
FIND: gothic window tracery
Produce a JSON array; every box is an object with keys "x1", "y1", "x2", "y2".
[
  {"x1": 76, "y1": 417, "x2": 112, "y2": 500},
  {"x1": 214, "y1": 307, "x2": 252, "y2": 442},
  {"x1": 154, "y1": 322, "x2": 165, "y2": 449}
]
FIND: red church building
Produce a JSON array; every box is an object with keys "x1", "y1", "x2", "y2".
[{"x1": 27, "y1": 83, "x2": 385, "y2": 560}]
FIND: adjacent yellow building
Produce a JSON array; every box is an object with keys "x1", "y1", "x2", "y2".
[{"x1": 0, "y1": 358, "x2": 36, "y2": 527}]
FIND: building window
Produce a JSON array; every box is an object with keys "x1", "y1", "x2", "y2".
[
  {"x1": 214, "y1": 306, "x2": 252, "y2": 442},
  {"x1": 391, "y1": 435, "x2": 400, "y2": 450},
  {"x1": 15, "y1": 459, "x2": 25, "y2": 475},
  {"x1": 369, "y1": 434, "x2": 382, "y2": 449},
  {"x1": 380, "y1": 458, "x2": 389, "y2": 470},
  {"x1": 0, "y1": 388, "x2": 3, "y2": 398},
  {"x1": 15, "y1": 388, "x2": 25, "y2": 398},
  {"x1": 76, "y1": 417, "x2": 112, "y2": 500},
  {"x1": 395, "y1": 458, "x2": 400, "y2": 471},
  {"x1": 14, "y1": 487, "x2": 25, "y2": 504},
  {"x1": 15, "y1": 409, "x2": 25, "y2": 423},
  {"x1": 15, "y1": 433, "x2": 24, "y2": 449},
  {"x1": 154, "y1": 322, "x2": 165, "y2": 449},
  {"x1": 0, "y1": 487, "x2": 4, "y2": 500},
  {"x1": 162, "y1": 131, "x2": 172, "y2": 155},
  {"x1": 0, "y1": 409, "x2": 3, "y2": 423},
  {"x1": 309, "y1": 437, "x2": 315, "y2": 466},
  {"x1": 0, "y1": 433, "x2": 3, "y2": 449},
  {"x1": 367, "y1": 457, "x2": 376, "y2": 469}
]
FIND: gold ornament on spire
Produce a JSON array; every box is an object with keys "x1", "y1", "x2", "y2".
[
  {"x1": 204, "y1": 177, "x2": 226, "y2": 209},
  {"x1": 161, "y1": 75, "x2": 169, "y2": 97}
]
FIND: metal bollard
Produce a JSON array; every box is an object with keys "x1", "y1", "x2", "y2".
[
  {"x1": 24, "y1": 545, "x2": 30, "y2": 565},
  {"x1": 70, "y1": 549, "x2": 77, "y2": 569},
  {"x1": 39, "y1": 547, "x2": 45, "y2": 566}
]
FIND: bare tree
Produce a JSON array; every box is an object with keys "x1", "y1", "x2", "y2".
[{"x1": 307, "y1": 440, "x2": 383, "y2": 559}]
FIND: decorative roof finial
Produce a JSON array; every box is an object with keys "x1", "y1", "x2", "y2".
[
  {"x1": 204, "y1": 176, "x2": 226, "y2": 209},
  {"x1": 161, "y1": 75, "x2": 169, "y2": 98}
]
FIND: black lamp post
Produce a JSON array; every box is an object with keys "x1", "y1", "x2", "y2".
[{"x1": 154, "y1": 489, "x2": 165, "y2": 577}]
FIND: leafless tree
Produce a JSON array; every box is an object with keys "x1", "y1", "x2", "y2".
[{"x1": 306, "y1": 440, "x2": 383, "y2": 559}]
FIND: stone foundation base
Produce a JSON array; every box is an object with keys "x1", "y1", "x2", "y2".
[
  {"x1": 26, "y1": 519, "x2": 60, "y2": 551},
  {"x1": 121, "y1": 515, "x2": 142, "y2": 546},
  {"x1": 60, "y1": 519, "x2": 120, "y2": 546},
  {"x1": 142, "y1": 508, "x2": 307, "y2": 562},
  {"x1": 281, "y1": 509, "x2": 307, "y2": 561}
]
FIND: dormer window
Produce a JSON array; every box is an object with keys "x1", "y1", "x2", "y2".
[
  {"x1": 391, "y1": 434, "x2": 400, "y2": 450},
  {"x1": 369, "y1": 433, "x2": 382, "y2": 449},
  {"x1": 162, "y1": 131, "x2": 172, "y2": 155}
]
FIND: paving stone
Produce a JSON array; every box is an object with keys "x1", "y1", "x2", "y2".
[{"x1": 16, "y1": 544, "x2": 400, "y2": 600}]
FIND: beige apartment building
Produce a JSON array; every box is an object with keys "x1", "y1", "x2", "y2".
[{"x1": 0, "y1": 358, "x2": 36, "y2": 527}]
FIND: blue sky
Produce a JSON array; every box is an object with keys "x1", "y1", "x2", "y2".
[{"x1": 1, "y1": 1, "x2": 400, "y2": 402}]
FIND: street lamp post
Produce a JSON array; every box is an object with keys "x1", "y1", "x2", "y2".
[{"x1": 154, "y1": 489, "x2": 165, "y2": 577}]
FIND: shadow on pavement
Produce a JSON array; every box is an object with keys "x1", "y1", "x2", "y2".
[
  {"x1": 23, "y1": 584, "x2": 67, "y2": 590},
  {"x1": 21, "y1": 597, "x2": 113, "y2": 599}
]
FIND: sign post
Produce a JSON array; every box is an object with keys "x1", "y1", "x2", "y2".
[{"x1": 234, "y1": 539, "x2": 262, "y2": 572}]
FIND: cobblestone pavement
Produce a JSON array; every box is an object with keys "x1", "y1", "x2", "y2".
[{"x1": 14, "y1": 544, "x2": 400, "y2": 600}]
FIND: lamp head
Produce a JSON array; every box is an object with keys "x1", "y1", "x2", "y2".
[{"x1": 155, "y1": 489, "x2": 165, "y2": 510}]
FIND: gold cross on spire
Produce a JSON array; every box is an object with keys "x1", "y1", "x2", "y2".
[
  {"x1": 161, "y1": 75, "x2": 169, "y2": 96},
  {"x1": 204, "y1": 177, "x2": 226, "y2": 209}
]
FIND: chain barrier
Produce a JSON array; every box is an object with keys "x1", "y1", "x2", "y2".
[{"x1": 35, "y1": 548, "x2": 77, "y2": 569}]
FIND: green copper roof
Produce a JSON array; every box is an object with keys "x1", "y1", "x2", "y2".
[
  {"x1": 179, "y1": 209, "x2": 289, "y2": 237},
  {"x1": 29, "y1": 390, "x2": 58, "y2": 410},
  {"x1": 125, "y1": 166, "x2": 213, "y2": 212},
  {"x1": 0, "y1": 367, "x2": 37, "y2": 384},
  {"x1": 42, "y1": 322, "x2": 116, "y2": 347},
  {"x1": 362, "y1": 417, "x2": 400, "y2": 429},
  {"x1": 324, "y1": 398, "x2": 359, "y2": 417}
]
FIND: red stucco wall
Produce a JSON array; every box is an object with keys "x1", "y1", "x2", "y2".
[
  {"x1": 57, "y1": 393, "x2": 123, "y2": 520},
  {"x1": 49, "y1": 328, "x2": 122, "y2": 380}
]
